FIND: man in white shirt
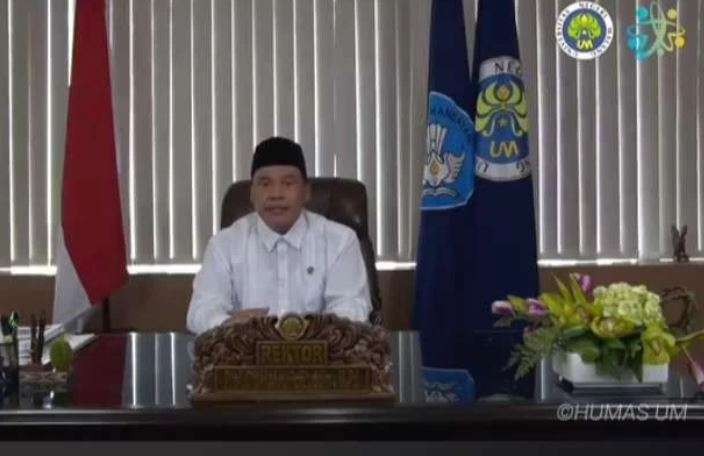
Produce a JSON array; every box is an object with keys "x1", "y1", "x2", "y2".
[{"x1": 187, "y1": 137, "x2": 372, "y2": 334}]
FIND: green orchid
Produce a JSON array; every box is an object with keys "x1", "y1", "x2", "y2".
[
  {"x1": 495, "y1": 274, "x2": 704, "y2": 382},
  {"x1": 538, "y1": 275, "x2": 593, "y2": 330},
  {"x1": 641, "y1": 325, "x2": 676, "y2": 365},
  {"x1": 590, "y1": 316, "x2": 637, "y2": 339}
]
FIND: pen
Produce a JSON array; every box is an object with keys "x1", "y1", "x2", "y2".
[
  {"x1": 31, "y1": 314, "x2": 38, "y2": 364},
  {"x1": 38, "y1": 312, "x2": 47, "y2": 366}
]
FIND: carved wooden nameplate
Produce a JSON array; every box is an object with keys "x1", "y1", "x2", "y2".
[{"x1": 191, "y1": 314, "x2": 395, "y2": 402}]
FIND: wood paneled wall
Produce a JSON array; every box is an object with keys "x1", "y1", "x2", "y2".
[{"x1": 1, "y1": 264, "x2": 703, "y2": 332}]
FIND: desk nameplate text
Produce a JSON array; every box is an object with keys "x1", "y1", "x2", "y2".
[
  {"x1": 192, "y1": 314, "x2": 395, "y2": 402},
  {"x1": 213, "y1": 364, "x2": 371, "y2": 393}
]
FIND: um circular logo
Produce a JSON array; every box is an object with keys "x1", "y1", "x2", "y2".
[{"x1": 556, "y1": 2, "x2": 614, "y2": 60}]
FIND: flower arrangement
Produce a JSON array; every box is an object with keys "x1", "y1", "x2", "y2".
[{"x1": 492, "y1": 274, "x2": 704, "y2": 388}]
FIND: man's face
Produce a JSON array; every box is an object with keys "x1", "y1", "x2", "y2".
[{"x1": 250, "y1": 165, "x2": 310, "y2": 234}]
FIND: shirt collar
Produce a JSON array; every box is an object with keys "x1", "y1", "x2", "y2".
[{"x1": 256, "y1": 211, "x2": 308, "y2": 252}]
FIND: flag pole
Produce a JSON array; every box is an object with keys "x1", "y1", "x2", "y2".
[
  {"x1": 56, "y1": 0, "x2": 128, "y2": 333},
  {"x1": 102, "y1": 298, "x2": 111, "y2": 333}
]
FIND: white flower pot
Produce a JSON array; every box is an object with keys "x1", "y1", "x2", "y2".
[{"x1": 551, "y1": 352, "x2": 668, "y2": 387}]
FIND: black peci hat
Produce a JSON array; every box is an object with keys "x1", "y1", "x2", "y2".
[{"x1": 250, "y1": 137, "x2": 307, "y2": 180}]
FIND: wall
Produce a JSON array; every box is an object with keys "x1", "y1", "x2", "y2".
[{"x1": 1, "y1": 264, "x2": 703, "y2": 332}]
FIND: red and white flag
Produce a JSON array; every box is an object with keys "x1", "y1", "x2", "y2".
[{"x1": 53, "y1": 0, "x2": 127, "y2": 326}]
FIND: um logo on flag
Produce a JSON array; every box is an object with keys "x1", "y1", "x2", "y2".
[{"x1": 474, "y1": 56, "x2": 531, "y2": 182}]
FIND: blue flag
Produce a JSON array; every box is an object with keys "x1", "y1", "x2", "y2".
[
  {"x1": 414, "y1": 0, "x2": 539, "y2": 399},
  {"x1": 414, "y1": 0, "x2": 478, "y2": 401}
]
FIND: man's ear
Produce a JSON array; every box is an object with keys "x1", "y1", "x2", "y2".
[{"x1": 249, "y1": 183, "x2": 255, "y2": 206}]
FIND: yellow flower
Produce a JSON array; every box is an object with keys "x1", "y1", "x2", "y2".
[{"x1": 590, "y1": 317, "x2": 636, "y2": 339}]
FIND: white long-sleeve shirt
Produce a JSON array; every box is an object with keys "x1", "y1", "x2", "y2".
[{"x1": 186, "y1": 210, "x2": 372, "y2": 334}]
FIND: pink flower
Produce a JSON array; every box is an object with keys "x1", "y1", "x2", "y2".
[
  {"x1": 572, "y1": 273, "x2": 594, "y2": 298},
  {"x1": 491, "y1": 300, "x2": 516, "y2": 317},
  {"x1": 527, "y1": 298, "x2": 548, "y2": 319},
  {"x1": 523, "y1": 326, "x2": 537, "y2": 339}
]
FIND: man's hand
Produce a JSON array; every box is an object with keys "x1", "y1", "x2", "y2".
[{"x1": 223, "y1": 308, "x2": 269, "y2": 326}]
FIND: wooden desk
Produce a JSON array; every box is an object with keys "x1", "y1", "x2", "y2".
[{"x1": 0, "y1": 333, "x2": 703, "y2": 441}]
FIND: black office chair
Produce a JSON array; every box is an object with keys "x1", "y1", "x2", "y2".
[{"x1": 220, "y1": 177, "x2": 383, "y2": 325}]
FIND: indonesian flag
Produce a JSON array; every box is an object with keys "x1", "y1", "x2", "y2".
[{"x1": 53, "y1": 0, "x2": 127, "y2": 326}]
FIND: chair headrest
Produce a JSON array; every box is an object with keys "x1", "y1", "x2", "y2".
[{"x1": 220, "y1": 178, "x2": 370, "y2": 240}]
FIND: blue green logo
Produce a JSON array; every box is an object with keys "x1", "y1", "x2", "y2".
[{"x1": 627, "y1": 2, "x2": 686, "y2": 61}]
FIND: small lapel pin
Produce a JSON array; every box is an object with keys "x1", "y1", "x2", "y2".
[{"x1": 306, "y1": 266, "x2": 314, "y2": 275}]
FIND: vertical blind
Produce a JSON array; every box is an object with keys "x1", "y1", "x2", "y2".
[
  {"x1": 1, "y1": 0, "x2": 704, "y2": 271},
  {"x1": 1, "y1": 0, "x2": 69, "y2": 269},
  {"x1": 515, "y1": 0, "x2": 704, "y2": 261},
  {"x1": 108, "y1": 0, "x2": 421, "y2": 264},
  {"x1": 1, "y1": 0, "x2": 424, "y2": 267}
]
